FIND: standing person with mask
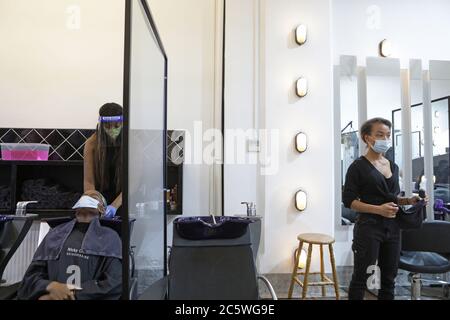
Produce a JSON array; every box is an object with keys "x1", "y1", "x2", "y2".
[
  {"x1": 343, "y1": 118, "x2": 427, "y2": 300},
  {"x1": 84, "y1": 103, "x2": 123, "y2": 218}
]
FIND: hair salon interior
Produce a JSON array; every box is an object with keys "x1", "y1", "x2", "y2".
[{"x1": 1, "y1": 0, "x2": 450, "y2": 303}]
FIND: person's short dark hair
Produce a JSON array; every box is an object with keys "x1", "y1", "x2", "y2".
[
  {"x1": 360, "y1": 117, "x2": 392, "y2": 144},
  {"x1": 99, "y1": 103, "x2": 123, "y2": 117}
]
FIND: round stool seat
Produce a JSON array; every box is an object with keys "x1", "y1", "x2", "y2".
[{"x1": 297, "y1": 233, "x2": 335, "y2": 245}]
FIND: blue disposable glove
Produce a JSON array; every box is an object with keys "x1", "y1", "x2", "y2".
[{"x1": 105, "y1": 205, "x2": 117, "y2": 219}]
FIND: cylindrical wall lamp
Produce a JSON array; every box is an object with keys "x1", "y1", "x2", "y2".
[
  {"x1": 295, "y1": 189, "x2": 307, "y2": 211},
  {"x1": 379, "y1": 39, "x2": 393, "y2": 57},
  {"x1": 295, "y1": 132, "x2": 308, "y2": 153},
  {"x1": 294, "y1": 248, "x2": 308, "y2": 269},
  {"x1": 295, "y1": 24, "x2": 307, "y2": 45},
  {"x1": 296, "y1": 77, "x2": 308, "y2": 98}
]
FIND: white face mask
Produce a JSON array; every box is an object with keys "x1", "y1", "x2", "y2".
[
  {"x1": 72, "y1": 196, "x2": 100, "y2": 210},
  {"x1": 370, "y1": 139, "x2": 392, "y2": 154}
]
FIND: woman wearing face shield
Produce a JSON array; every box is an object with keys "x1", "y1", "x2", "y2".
[
  {"x1": 343, "y1": 118, "x2": 428, "y2": 300},
  {"x1": 84, "y1": 103, "x2": 123, "y2": 218}
]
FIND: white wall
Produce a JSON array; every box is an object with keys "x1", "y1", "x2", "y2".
[
  {"x1": 0, "y1": 0, "x2": 125, "y2": 129},
  {"x1": 224, "y1": 0, "x2": 259, "y2": 216},
  {"x1": 333, "y1": 0, "x2": 450, "y2": 67},
  {"x1": 225, "y1": 0, "x2": 334, "y2": 273},
  {"x1": 261, "y1": 0, "x2": 334, "y2": 274}
]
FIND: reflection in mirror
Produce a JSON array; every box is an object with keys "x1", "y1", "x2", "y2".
[
  {"x1": 392, "y1": 60, "x2": 424, "y2": 194},
  {"x1": 366, "y1": 57, "x2": 401, "y2": 182},
  {"x1": 339, "y1": 56, "x2": 358, "y2": 225},
  {"x1": 430, "y1": 61, "x2": 450, "y2": 220},
  {"x1": 409, "y1": 60, "x2": 425, "y2": 194},
  {"x1": 128, "y1": 0, "x2": 166, "y2": 298}
]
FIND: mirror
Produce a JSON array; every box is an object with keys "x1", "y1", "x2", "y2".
[
  {"x1": 339, "y1": 56, "x2": 402, "y2": 225},
  {"x1": 429, "y1": 60, "x2": 450, "y2": 219},
  {"x1": 409, "y1": 60, "x2": 425, "y2": 193},
  {"x1": 366, "y1": 57, "x2": 401, "y2": 170},
  {"x1": 339, "y1": 55, "x2": 359, "y2": 225}
]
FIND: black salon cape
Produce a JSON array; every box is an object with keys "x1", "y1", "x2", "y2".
[{"x1": 17, "y1": 218, "x2": 122, "y2": 300}]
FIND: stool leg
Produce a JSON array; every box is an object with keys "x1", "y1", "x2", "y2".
[
  {"x1": 320, "y1": 244, "x2": 326, "y2": 297},
  {"x1": 288, "y1": 241, "x2": 303, "y2": 299},
  {"x1": 302, "y1": 244, "x2": 313, "y2": 299},
  {"x1": 328, "y1": 244, "x2": 340, "y2": 300}
]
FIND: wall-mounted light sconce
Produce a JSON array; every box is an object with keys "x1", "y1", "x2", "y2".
[
  {"x1": 295, "y1": 132, "x2": 308, "y2": 153},
  {"x1": 295, "y1": 189, "x2": 307, "y2": 211},
  {"x1": 294, "y1": 248, "x2": 308, "y2": 269},
  {"x1": 296, "y1": 77, "x2": 308, "y2": 97},
  {"x1": 379, "y1": 39, "x2": 393, "y2": 57},
  {"x1": 295, "y1": 24, "x2": 307, "y2": 45}
]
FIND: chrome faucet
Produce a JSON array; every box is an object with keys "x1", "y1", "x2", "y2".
[
  {"x1": 241, "y1": 202, "x2": 256, "y2": 216},
  {"x1": 15, "y1": 201, "x2": 38, "y2": 216}
]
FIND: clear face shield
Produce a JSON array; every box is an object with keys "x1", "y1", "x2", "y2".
[{"x1": 98, "y1": 115, "x2": 123, "y2": 146}]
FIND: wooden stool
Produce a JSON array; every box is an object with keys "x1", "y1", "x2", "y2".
[{"x1": 288, "y1": 233, "x2": 340, "y2": 300}]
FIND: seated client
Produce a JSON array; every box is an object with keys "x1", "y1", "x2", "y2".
[{"x1": 17, "y1": 190, "x2": 122, "y2": 300}]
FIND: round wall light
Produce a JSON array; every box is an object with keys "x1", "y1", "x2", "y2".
[
  {"x1": 379, "y1": 39, "x2": 393, "y2": 57},
  {"x1": 295, "y1": 24, "x2": 307, "y2": 45},
  {"x1": 295, "y1": 189, "x2": 307, "y2": 212},
  {"x1": 294, "y1": 248, "x2": 308, "y2": 269},
  {"x1": 295, "y1": 132, "x2": 308, "y2": 153},
  {"x1": 296, "y1": 77, "x2": 308, "y2": 98}
]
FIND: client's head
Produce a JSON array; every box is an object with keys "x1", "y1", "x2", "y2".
[{"x1": 72, "y1": 190, "x2": 107, "y2": 223}]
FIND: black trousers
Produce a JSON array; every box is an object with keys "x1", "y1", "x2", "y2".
[{"x1": 348, "y1": 215, "x2": 401, "y2": 300}]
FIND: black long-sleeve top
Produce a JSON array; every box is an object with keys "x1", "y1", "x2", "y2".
[{"x1": 343, "y1": 156, "x2": 400, "y2": 214}]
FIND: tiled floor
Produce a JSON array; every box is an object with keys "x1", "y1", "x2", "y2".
[
  {"x1": 259, "y1": 267, "x2": 450, "y2": 300},
  {"x1": 135, "y1": 267, "x2": 449, "y2": 300}
]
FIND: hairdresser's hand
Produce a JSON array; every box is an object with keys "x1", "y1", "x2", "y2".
[
  {"x1": 105, "y1": 205, "x2": 117, "y2": 219},
  {"x1": 377, "y1": 202, "x2": 399, "y2": 218},
  {"x1": 46, "y1": 282, "x2": 75, "y2": 300},
  {"x1": 409, "y1": 194, "x2": 429, "y2": 206},
  {"x1": 409, "y1": 195, "x2": 422, "y2": 205}
]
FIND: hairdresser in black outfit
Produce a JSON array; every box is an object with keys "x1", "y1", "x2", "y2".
[{"x1": 343, "y1": 118, "x2": 428, "y2": 300}]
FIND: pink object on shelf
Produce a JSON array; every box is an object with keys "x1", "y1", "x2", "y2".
[{"x1": 1, "y1": 143, "x2": 50, "y2": 161}]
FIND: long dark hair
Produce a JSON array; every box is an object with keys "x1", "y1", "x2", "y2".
[{"x1": 95, "y1": 103, "x2": 123, "y2": 195}]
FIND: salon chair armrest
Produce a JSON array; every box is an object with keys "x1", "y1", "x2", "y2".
[
  {"x1": 138, "y1": 277, "x2": 168, "y2": 300},
  {"x1": 257, "y1": 275, "x2": 278, "y2": 300}
]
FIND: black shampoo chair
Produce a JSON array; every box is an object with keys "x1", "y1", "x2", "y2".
[
  {"x1": 399, "y1": 221, "x2": 450, "y2": 299},
  {"x1": 141, "y1": 216, "x2": 277, "y2": 300}
]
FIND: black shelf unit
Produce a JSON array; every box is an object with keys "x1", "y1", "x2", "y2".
[
  {"x1": 165, "y1": 130, "x2": 184, "y2": 216},
  {"x1": 166, "y1": 162, "x2": 183, "y2": 215},
  {"x1": 0, "y1": 160, "x2": 83, "y2": 218}
]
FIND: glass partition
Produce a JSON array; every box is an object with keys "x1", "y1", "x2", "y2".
[{"x1": 123, "y1": 0, "x2": 167, "y2": 299}]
